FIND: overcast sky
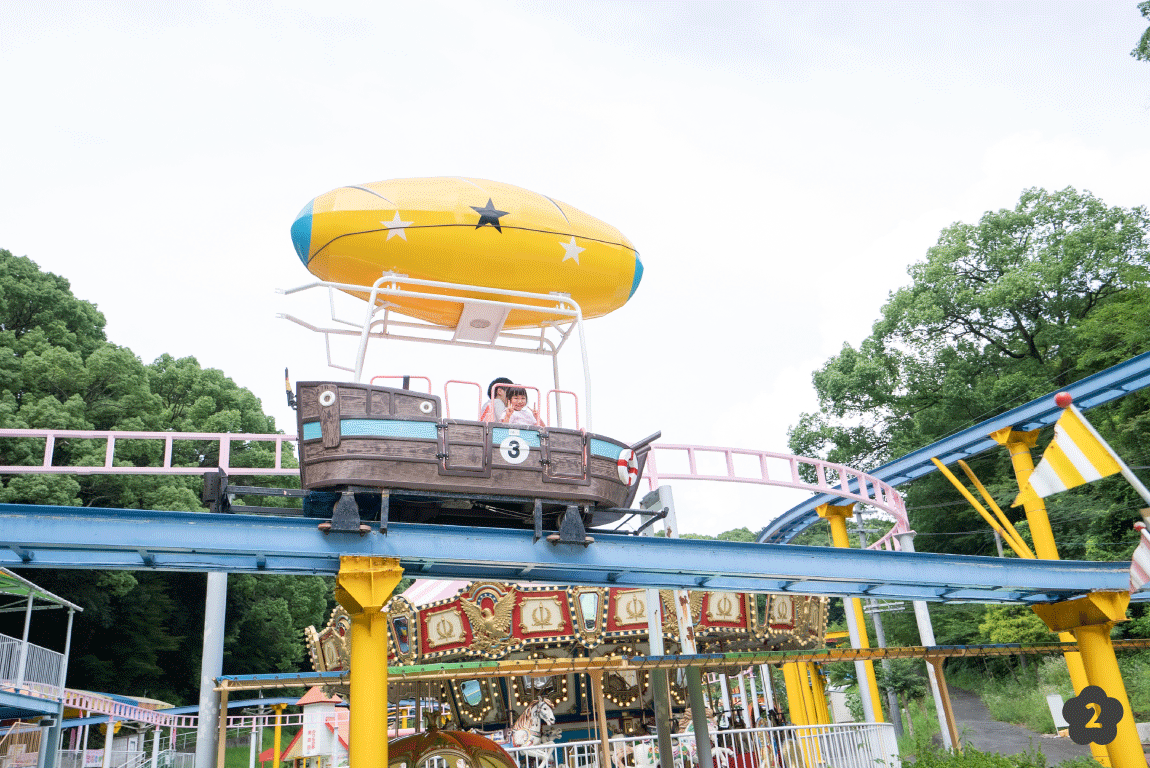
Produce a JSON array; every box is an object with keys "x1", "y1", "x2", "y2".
[{"x1": 2, "y1": 1, "x2": 1148, "y2": 535}]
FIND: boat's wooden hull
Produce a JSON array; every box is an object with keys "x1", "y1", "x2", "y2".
[{"x1": 296, "y1": 382, "x2": 638, "y2": 525}]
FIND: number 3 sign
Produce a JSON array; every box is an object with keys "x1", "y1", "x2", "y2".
[{"x1": 500, "y1": 431, "x2": 530, "y2": 464}]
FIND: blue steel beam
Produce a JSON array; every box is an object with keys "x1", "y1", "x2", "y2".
[
  {"x1": 0, "y1": 503, "x2": 1141, "y2": 605},
  {"x1": 759, "y1": 350, "x2": 1150, "y2": 544}
]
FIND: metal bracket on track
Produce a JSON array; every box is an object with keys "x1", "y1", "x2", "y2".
[
  {"x1": 547, "y1": 505, "x2": 594, "y2": 546},
  {"x1": 318, "y1": 486, "x2": 373, "y2": 536}
]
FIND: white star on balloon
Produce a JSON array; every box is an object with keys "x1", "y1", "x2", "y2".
[
  {"x1": 382, "y1": 211, "x2": 413, "y2": 241},
  {"x1": 559, "y1": 236, "x2": 584, "y2": 264}
]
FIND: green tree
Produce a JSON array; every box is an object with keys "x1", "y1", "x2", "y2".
[
  {"x1": 1134, "y1": 1, "x2": 1150, "y2": 61},
  {"x1": 225, "y1": 574, "x2": 331, "y2": 674},
  {"x1": 0, "y1": 249, "x2": 320, "y2": 703},
  {"x1": 789, "y1": 188, "x2": 1150, "y2": 556},
  {"x1": 978, "y1": 606, "x2": 1056, "y2": 645}
]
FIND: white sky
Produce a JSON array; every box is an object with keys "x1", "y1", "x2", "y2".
[{"x1": 2, "y1": 1, "x2": 1148, "y2": 536}]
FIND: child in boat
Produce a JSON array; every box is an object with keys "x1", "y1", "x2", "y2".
[
  {"x1": 480, "y1": 377, "x2": 513, "y2": 422},
  {"x1": 500, "y1": 385, "x2": 544, "y2": 427}
]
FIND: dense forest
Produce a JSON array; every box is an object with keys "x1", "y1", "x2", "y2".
[{"x1": 0, "y1": 247, "x2": 333, "y2": 704}]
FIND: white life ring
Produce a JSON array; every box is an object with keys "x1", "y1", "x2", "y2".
[{"x1": 617, "y1": 449, "x2": 638, "y2": 486}]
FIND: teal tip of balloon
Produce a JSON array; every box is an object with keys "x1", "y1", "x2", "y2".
[
  {"x1": 291, "y1": 199, "x2": 314, "y2": 266},
  {"x1": 629, "y1": 253, "x2": 644, "y2": 299}
]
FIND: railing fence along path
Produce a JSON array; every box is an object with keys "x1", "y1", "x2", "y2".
[
  {"x1": 0, "y1": 632, "x2": 64, "y2": 696},
  {"x1": 500, "y1": 723, "x2": 900, "y2": 768}
]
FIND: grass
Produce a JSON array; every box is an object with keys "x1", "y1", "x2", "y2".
[{"x1": 948, "y1": 650, "x2": 1150, "y2": 732}]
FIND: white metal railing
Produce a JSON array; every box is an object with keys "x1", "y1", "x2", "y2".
[
  {"x1": 501, "y1": 723, "x2": 900, "y2": 768},
  {"x1": 0, "y1": 632, "x2": 64, "y2": 697},
  {"x1": 56, "y1": 750, "x2": 145, "y2": 768}
]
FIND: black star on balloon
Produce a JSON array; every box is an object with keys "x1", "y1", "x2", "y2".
[{"x1": 470, "y1": 199, "x2": 509, "y2": 233}]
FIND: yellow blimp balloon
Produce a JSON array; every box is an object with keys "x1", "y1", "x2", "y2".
[{"x1": 291, "y1": 177, "x2": 642, "y2": 328}]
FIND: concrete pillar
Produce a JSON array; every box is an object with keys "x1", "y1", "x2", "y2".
[
  {"x1": 895, "y1": 531, "x2": 956, "y2": 752},
  {"x1": 685, "y1": 667, "x2": 712, "y2": 768},
  {"x1": 102, "y1": 718, "x2": 114, "y2": 768},
  {"x1": 640, "y1": 491, "x2": 675, "y2": 767},
  {"x1": 196, "y1": 572, "x2": 227, "y2": 768}
]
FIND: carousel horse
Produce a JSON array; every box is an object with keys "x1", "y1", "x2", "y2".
[
  {"x1": 674, "y1": 708, "x2": 735, "y2": 768},
  {"x1": 511, "y1": 698, "x2": 557, "y2": 768}
]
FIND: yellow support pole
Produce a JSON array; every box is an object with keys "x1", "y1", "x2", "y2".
[
  {"x1": 991, "y1": 428, "x2": 1059, "y2": 558},
  {"x1": 216, "y1": 683, "x2": 230, "y2": 768},
  {"x1": 1031, "y1": 592, "x2": 1142, "y2": 768},
  {"x1": 807, "y1": 663, "x2": 830, "y2": 725},
  {"x1": 796, "y1": 662, "x2": 818, "y2": 726},
  {"x1": 816, "y1": 503, "x2": 884, "y2": 723},
  {"x1": 781, "y1": 662, "x2": 807, "y2": 725},
  {"x1": 336, "y1": 556, "x2": 404, "y2": 768},
  {"x1": 272, "y1": 704, "x2": 286, "y2": 767},
  {"x1": 794, "y1": 664, "x2": 824, "y2": 766},
  {"x1": 931, "y1": 458, "x2": 1034, "y2": 558},
  {"x1": 956, "y1": 460, "x2": 1034, "y2": 557},
  {"x1": 588, "y1": 670, "x2": 613, "y2": 768},
  {"x1": 991, "y1": 427, "x2": 1111, "y2": 766}
]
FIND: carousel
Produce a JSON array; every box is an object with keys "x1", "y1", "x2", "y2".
[{"x1": 305, "y1": 580, "x2": 827, "y2": 746}]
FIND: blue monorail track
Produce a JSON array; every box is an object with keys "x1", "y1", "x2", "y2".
[{"x1": 0, "y1": 503, "x2": 1140, "y2": 605}]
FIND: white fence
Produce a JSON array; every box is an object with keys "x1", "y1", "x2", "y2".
[
  {"x1": 56, "y1": 749, "x2": 193, "y2": 768},
  {"x1": 0, "y1": 633, "x2": 65, "y2": 696},
  {"x1": 502, "y1": 723, "x2": 900, "y2": 768}
]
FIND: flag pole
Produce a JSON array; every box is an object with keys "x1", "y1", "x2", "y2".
[{"x1": 1062, "y1": 396, "x2": 1150, "y2": 507}]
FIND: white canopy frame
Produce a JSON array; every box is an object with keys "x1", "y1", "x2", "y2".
[{"x1": 279, "y1": 273, "x2": 595, "y2": 429}]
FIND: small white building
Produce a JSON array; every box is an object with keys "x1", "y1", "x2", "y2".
[{"x1": 279, "y1": 688, "x2": 348, "y2": 768}]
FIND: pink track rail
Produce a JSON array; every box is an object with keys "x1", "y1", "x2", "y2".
[
  {"x1": 643, "y1": 444, "x2": 910, "y2": 548},
  {"x1": 0, "y1": 429, "x2": 909, "y2": 546}
]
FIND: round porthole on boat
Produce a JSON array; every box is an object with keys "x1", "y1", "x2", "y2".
[
  {"x1": 319, "y1": 390, "x2": 337, "y2": 407},
  {"x1": 419, "y1": 400, "x2": 434, "y2": 414}
]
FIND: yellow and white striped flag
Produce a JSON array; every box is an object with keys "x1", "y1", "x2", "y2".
[{"x1": 1013, "y1": 406, "x2": 1123, "y2": 507}]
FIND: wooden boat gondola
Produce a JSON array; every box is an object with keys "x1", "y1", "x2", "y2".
[{"x1": 296, "y1": 379, "x2": 658, "y2": 540}]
